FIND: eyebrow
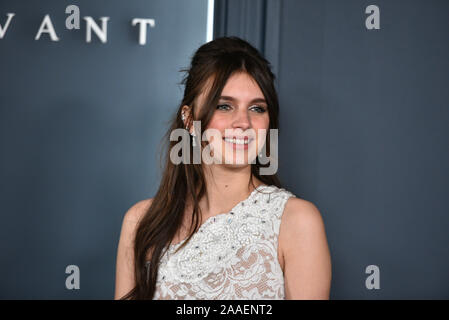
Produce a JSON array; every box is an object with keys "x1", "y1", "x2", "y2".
[{"x1": 219, "y1": 95, "x2": 267, "y2": 104}]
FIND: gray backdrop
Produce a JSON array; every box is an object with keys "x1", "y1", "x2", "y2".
[
  {"x1": 215, "y1": 0, "x2": 449, "y2": 299},
  {"x1": 0, "y1": 0, "x2": 209, "y2": 299},
  {"x1": 1, "y1": 0, "x2": 448, "y2": 299}
]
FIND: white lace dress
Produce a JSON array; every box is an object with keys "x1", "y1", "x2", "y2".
[{"x1": 150, "y1": 184, "x2": 296, "y2": 300}]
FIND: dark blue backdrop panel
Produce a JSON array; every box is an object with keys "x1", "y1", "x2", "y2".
[
  {"x1": 214, "y1": 0, "x2": 449, "y2": 299},
  {"x1": 0, "y1": 0, "x2": 208, "y2": 298},
  {"x1": 278, "y1": 0, "x2": 449, "y2": 299},
  {"x1": 1, "y1": 0, "x2": 448, "y2": 300}
]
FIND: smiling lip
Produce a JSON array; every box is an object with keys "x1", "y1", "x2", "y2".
[
  {"x1": 222, "y1": 136, "x2": 253, "y2": 142},
  {"x1": 222, "y1": 136, "x2": 253, "y2": 150}
]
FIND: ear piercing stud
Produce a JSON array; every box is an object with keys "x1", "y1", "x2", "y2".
[{"x1": 181, "y1": 111, "x2": 197, "y2": 146}]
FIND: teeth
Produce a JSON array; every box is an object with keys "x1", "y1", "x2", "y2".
[{"x1": 224, "y1": 137, "x2": 250, "y2": 145}]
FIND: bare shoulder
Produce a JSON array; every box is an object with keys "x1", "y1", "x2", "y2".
[
  {"x1": 278, "y1": 196, "x2": 332, "y2": 299},
  {"x1": 279, "y1": 196, "x2": 328, "y2": 258},
  {"x1": 282, "y1": 197, "x2": 324, "y2": 230},
  {"x1": 115, "y1": 197, "x2": 153, "y2": 299},
  {"x1": 123, "y1": 198, "x2": 154, "y2": 224}
]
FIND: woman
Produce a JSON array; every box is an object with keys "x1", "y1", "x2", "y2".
[{"x1": 115, "y1": 36, "x2": 331, "y2": 299}]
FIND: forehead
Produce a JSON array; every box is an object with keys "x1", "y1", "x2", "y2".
[{"x1": 221, "y1": 72, "x2": 263, "y2": 96}]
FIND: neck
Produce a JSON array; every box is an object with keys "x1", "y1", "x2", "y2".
[{"x1": 197, "y1": 164, "x2": 264, "y2": 220}]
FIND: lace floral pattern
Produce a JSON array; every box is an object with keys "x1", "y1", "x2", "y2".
[{"x1": 150, "y1": 185, "x2": 295, "y2": 300}]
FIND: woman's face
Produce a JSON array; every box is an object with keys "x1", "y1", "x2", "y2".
[{"x1": 201, "y1": 71, "x2": 270, "y2": 167}]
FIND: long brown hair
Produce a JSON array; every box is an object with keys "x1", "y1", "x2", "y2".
[{"x1": 121, "y1": 36, "x2": 283, "y2": 299}]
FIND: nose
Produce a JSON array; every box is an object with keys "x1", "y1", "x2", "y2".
[{"x1": 231, "y1": 107, "x2": 251, "y2": 130}]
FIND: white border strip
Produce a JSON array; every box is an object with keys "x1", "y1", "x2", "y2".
[{"x1": 206, "y1": 0, "x2": 214, "y2": 42}]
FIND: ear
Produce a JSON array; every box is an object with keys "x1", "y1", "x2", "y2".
[{"x1": 181, "y1": 105, "x2": 193, "y2": 133}]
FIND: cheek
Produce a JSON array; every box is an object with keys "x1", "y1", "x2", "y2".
[
  {"x1": 205, "y1": 113, "x2": 230, "y2": 131},
  {"x1": 204, "y1": 116, "x2": 225, "y2": 146},
  {"x1": 251, "y1": 114, "x2": 270, "y2": 131},
  {"x1": 251, "y1": 116, "x2": 270, "y2": 149}
]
